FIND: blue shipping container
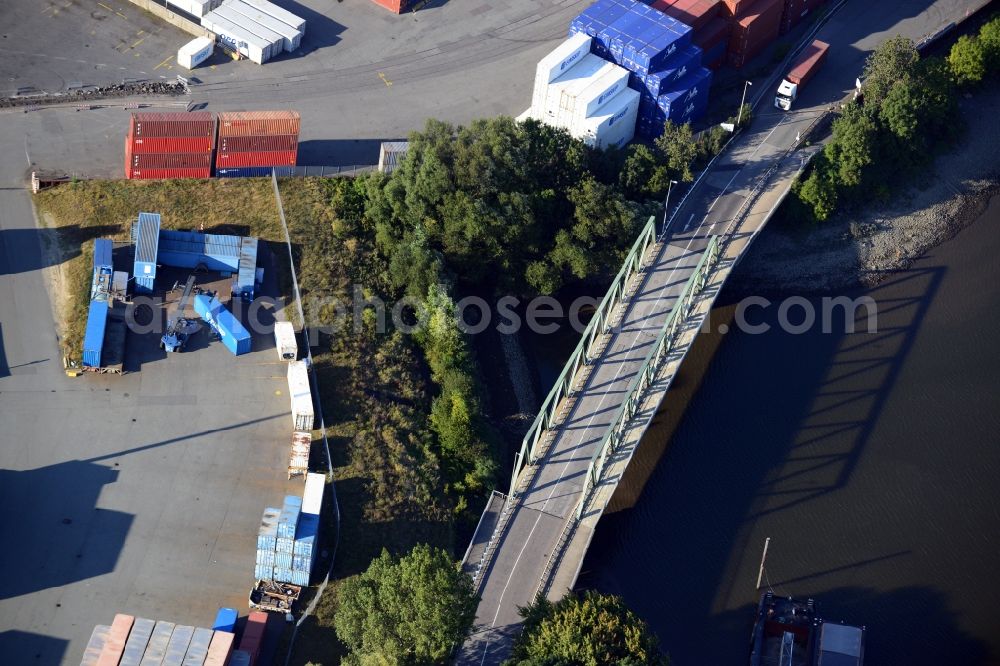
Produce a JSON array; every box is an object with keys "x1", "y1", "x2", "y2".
[
  {"x1": 287, "y1": 569, "x2": 310, "y2": 586},
  {"x1": 256, "y1": 548, "x2": 276, "y2": 567},
  {"x1": 133, "y1": 212, "x2": 161, "y2": 293},
  {"x1": 275, "y1": 550, "x2": 293, "y2": 569},
  {"x1": 641, "y1": 44, "x2": 702, "y2": 96},
  {"x1": 82, "y1": 299, "x2": 109, "y2": 368},
  {"x1": 93, "y1": 238, "x2": 113, "y2": 273},
  {"x1": 213, "y1": 607, "x2": 238, "y2": 633},
  {"x1": 257, "y1": 507, "x2": 280, "y2": 551},
  {"x1": 273, "y1": 568, "x2": 295, "y2": 584},
  {"x1": 193, "y1": 293, "x2": 252, "y2": 356},
  {"x1": 293, "y1": 512, "x2": 320, "y2": 572},
  {"x1": 216, "y1": 166, "x2": 275, "y2": 178},
  {"x1": 230, "y1": 651, "x2": 252, "y2": 666},
  {"x1": 254, "y1": 564, "x2": 274, "y2": 581}
]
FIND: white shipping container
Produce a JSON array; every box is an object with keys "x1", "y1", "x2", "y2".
[
  {"x1": 213, "y1": 3, "x2": 283, "y2": 60},
  {"x1": 177, "y1": 36, "x2": 215, "y2": 69},
  {"x1": 167, "y1": 0, "x2": 216, "y2": 17},
  {"x1": 238, "y1": 0, "x2": 306, "y2": 34},
  {"x1": 228, "y1": 0, "x2": 302, "y2": 51},
  {"x1": 532, "y1": 33, "x2": 592, "y2": 110},
  {"x1": 574, "y1": 88, "x2": 640, "y2": 150},
  {"x1": 542, "y1": 54, "x2": 607, "y2": 120},
  {"x1": 273, "y1": 321, "x2": 297, "y2": 360},
  {"x1": 558, "y1": 61, "x2": 629, "y2": 124},
  {"x1": 516, "y1": 107, "x2": 536, "y2": 123},
  {"x1": 201, "y1": 13, "x2": 269, "y2": 63},
  {"x1": 302, "y1": 472, "x2": 324, "y2": 515},
  {"x1": 287, "y1": 360, "x2": 314, "y2": 431}
]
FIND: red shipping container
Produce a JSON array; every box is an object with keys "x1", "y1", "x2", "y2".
[
  {"x1": 130, "y1": 112, "x2": 216, "y2": 138},
  {"x1": 95, "y1": 614, "x2": 134, "y2": 666},
  {"x1": 694, "y1": 16, "x2": 731, "y2": 50},
  {"x1": 780, "y1": 0, "x2": 826, "y2": 33},
  {"x1": 217, "y1": 111, "x2": 301, "y2": 138},
  {"x1": 128, "y1": 167, "x2": 212, "y2": 180},
  {"x1": 654, "y1": 0, "x2": 721, "y2": 33},
  {"x1": 238, "y1": 611, "x2": 269, "y2": 664},
  {"x1": 127, "y1": 135, "x2": 215, "y2": 154},
  {"x1": 727, "y1": 0, "x2": 783, "y2": 67},
  {"x1": 721, "y1": 0, "x2": 755, "y2": 18},
  {"x1": 129, "y1": 152, "x2": 213, "y2": 169},
  {"x1": 218, "y1": 134, "x2": 299, "y2": 153},
  {"x1": 214, "y1": 149, "x2": 298, "y2": 168},
  {"x1": 368, "y1": 0, "x2": 413, "y2": 13}
]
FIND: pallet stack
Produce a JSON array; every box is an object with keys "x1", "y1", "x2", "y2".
[
  {"x1": 125, "y1": 112, "x2": 215, "y2": 180},
  {"x1": 215, "y1": 110, "x2": 300, "y2": 178}
]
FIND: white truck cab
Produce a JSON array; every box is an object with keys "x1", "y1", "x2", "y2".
[{"x1": 775, "y1": 80, "x2": 797, "y2": 110}]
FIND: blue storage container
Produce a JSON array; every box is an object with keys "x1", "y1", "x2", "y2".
[
  {"x1": 277, "y1": 495, "x2": 302, "y2": 539},
  {"x1": 641, "y1": 45, "x2": 702, "y2": 95},
  {"x1": 254, "y1": 564, "x2": 274, "y2": 581},
  {"x1": 133, "y1": 212, "x2": 160, "y2": 293},
  {"x1": 82, "y1": 299, "x2": 109, "y2": 368},
  {"x1": 256, "y1": 547, "x2": 276, "y2": 567},
  {"x1": 193, "y1": 293, "x2": 252, "y2": 356},
  {"x1": 275, "y1": 550, "x2": 293, "y2": 569},
  {"x1": 257, "y1": 507, "x2": 280, "y2": 551},
  {"x1": 216, "y1": 166, "x2": 275, "y2": 178},
  {"x1": 213, "y1": 607, "x2": 238, "y2": 633}
]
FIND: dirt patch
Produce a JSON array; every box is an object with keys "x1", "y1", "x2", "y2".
[{"x1": 735, "y1": 85, "x2": 1000, "y2": 294}]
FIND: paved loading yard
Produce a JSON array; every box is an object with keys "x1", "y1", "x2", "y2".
[{"x1": 0, "y1": 149, "x2": 305, "y2": 663}]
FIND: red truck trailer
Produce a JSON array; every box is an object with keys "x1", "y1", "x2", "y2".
[{"x1": 775, "y1": 39, "x2": 830, "y2": 110}]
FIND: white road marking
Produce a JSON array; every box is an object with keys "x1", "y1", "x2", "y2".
[{"x1": 706, "y1": 114, "x2": 789, "y2": 214}]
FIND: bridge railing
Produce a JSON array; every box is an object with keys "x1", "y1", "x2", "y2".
[{"x1": 508, "y1": 215, "x2": 658, "y2": 498}]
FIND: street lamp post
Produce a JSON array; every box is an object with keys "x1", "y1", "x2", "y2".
[
  {"x1": 738, "y1": 80, "x2": 753, "y2": 127},
  {"x1": 661, "y1": 179, "x2": 679, "y2": 236}
]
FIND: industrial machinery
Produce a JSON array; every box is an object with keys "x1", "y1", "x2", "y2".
[{"x1": 160, "y1": 275, "x2": 200, "y2": 353}]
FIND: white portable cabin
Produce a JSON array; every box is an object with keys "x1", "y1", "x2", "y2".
[{"x1": 177, "y1": 36, "x2": 215, "y2": 69}]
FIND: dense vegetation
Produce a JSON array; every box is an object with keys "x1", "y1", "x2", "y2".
[
  {"x1": 334, "y1": 544, "x2": 478, "y2": 665},
  {"x1": 508, "y1": 592, "x2": 669, "y2": 666},
  {"x1": 791, "y1": 17, "x2": 1000, "y2": 222}
]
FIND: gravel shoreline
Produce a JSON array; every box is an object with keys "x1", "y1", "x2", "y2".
[{"x1": 733, "y1": 85, "x2": 1000, "y2": 295}]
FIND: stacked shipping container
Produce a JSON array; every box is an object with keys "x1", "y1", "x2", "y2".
[
  {"x1": 779, "y1": 0, "x2": 827, "y2": 33},
  {"x1": 125, "y1": 113, "x2": 215, "y2": 180},
  {"x1": 254, "y1": 475, "x2": 324, "y2": 586},
  {"x1": 216, "y1": 110, "x2": 300, "y2": 177},
  {"x1": 237, "y1": 612, "x2": 268, "y2": 665},
  {"x1": 725, "y1": 0, "x2": 784, "y2": 68},
  {"x1": 82, "y1": 617, "x2": 234, "y2": 666}
]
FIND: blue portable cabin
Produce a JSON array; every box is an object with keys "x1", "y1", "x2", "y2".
[
  {"x1": 82, "y1": 299, "x2": 109, "y2": 368},
  {"x1": 133, "y1": 212, "x2": 161, "y2": 294},
  {"x1": 157, "y1": 230, "x2": 241, "y2": 272},
  {"x1": 192, "y1": 292, "x2": 252, "y2": 356},
  {"x1": 235, "y1": 237, "x2": 258, "y2": 301},
  {"x1": 212, "y1": 607, "x2": 238, "y2": 633}
]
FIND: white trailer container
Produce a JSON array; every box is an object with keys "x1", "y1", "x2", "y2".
[
  {"x1": 201, "y1": 12, "x2": 270, "y2": 63},
  {"x1": 542, "y1": 54, "x2": 607, "y2": 120},
  {"x1": 238, "y1": 0, "x2": 306, "y2": 35},
  {"x1": 177, "y1": 36, "x2": 215, "y2": 69},
  {"x1": 574, "y1": 87, "x2": 640, "y2": 150},
  {"x1": 227, "y1": 0, "x2": 302, "y2": 51},
  {"x1": 273, "y1": 321, "x2": 297, "y2": 360},
  {"x1": 212, "y1": 3, "x2": 283, "y2": 59},
  {"x1": 533, "y1": 32, "x2": 592, "y2": 110},
  {"x1": 556, "y1": 60, "x2": 630, "y2": 124},
  {"x1": 287, "y1": 360, "x2": 314, "y2": 432},
  {"x1": 302, "y1": 472, "x2": 324, "y2": 515}
]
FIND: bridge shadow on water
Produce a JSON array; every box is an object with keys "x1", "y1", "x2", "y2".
[{"x1": 575, "y1": 255, "x2": 995, "y2": 664}]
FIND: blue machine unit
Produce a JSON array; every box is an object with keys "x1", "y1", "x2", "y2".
[
  {"x1": 91, "y1": 238, "x2": 114, "y2": 301},
  {"x1": 192, "y1": 293, "x2": 252, "y2": 355},
  {"x1": 216, "y1": 167, "x2": 275, "y2": 178},
  {"x1": 82, "y1": 300, "x2": 109, "y2": 368},
  {"x1": 234, "y1": 237, "x2": 258, "y2": 301},
  {"x1": 158, "y1": 230, "x2": 241, "y2": 272},
  {"x1": 133, "y1": 212, "x2": 161, "y2": 294},
  {"x1": 212, "y1": 608, "x2": 238, "y2": 633}
]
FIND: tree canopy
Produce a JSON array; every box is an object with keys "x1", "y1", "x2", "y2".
[
  {"x1": 507, "y1": 592, "x2": 669, "y2": 666},
  {"x1": 335, "y1": 544, "x2": 478, "y2": 665}
]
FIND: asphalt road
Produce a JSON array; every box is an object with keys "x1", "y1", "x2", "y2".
[{"x1": 456, "y1": 0, "x2": 986, "y2": 663}]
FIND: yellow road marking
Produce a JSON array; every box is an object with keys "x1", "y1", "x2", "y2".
[
  {"x1": 116, "y1": 11, "x2": 128, "y2": 19},
  {"x1": 131, "y1": 36, "x2": 145, "y2": 48},
  {"x1": 378, "y1": 71, "x2": 392, "y2": 88},
  {"x1": 97, "y1": 1, "x2": 113, "y2": 9},
  {"x1": 154, "y1": 55, "x2": 173, "y2": 70}
]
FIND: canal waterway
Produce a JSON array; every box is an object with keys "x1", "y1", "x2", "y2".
[{"x1": 576, "y1": 195, "x2": 1000, "y2": 665}]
